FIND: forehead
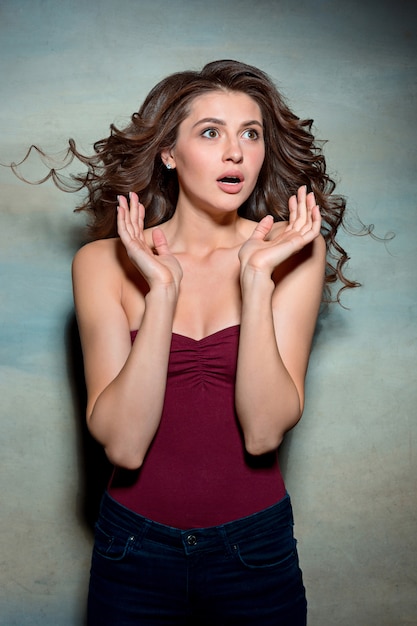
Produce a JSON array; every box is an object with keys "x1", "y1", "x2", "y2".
[{"x1": 185, "y1": 90, "x2": 263, "y2": 123}]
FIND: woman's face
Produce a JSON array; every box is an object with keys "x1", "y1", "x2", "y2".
[{"x1": 165, "y1": 90, "x2": 265, "y2": 217}]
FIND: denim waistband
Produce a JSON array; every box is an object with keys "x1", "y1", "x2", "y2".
[{"x1": 99, "y1": 491, "x2": 293, "y2": 553}]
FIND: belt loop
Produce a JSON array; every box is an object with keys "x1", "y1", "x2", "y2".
[
  {"x1": 218, "y1": 526, "x2": 235, "y2": 557},
  {"x1": 137, "y1": 518, "x2": 151, "y2": 548}
]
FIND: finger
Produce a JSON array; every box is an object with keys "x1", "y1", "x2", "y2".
[
  {"x1": 249, "y1": 215, "x2": 274, "y2": 240},
  {"x1": 137, "y1": 199, "x2": 145, "y2": 234},
  {"x1": 299, "y1": 204, "x2": 321, "y2": 239},
  {"x1": 117, "y1": 194, "x2": 142, "y2": 242},
  {"x1": 117, "y1": 207, "x2": 137, "y2": 248},
  {"x1": 297, "y1": 184, "x2": 307, "y2": 205},
  {"x1": 287, "y1": 186, "x2": 307, "y2": 226},
  {"x1": 300, "y1": 192, "x2": 314, "y2": 231},
  {"x1": 306, "y1": 190, "x2": 317, "y2": 212},
  {"x1": 118, "y1": 193, "x2": 133, "y2": 227},
  {"x1": 289, "y1": 186, "x2": 316, "y2": 233},
  {"x1": 300, "y1": 194, "x2": 319, "y2": 233},
  {"x1": 117, "y1": 193, "x2": 129, "y2": 217},
  {"x1": 128, "y1": 192, "x2": 143, "y2": 238},
  {"x1": 152, "y1": 228, "x2": 170, "y2": 256},
  {"x1": 288, "y1": 194, "x2": 298, "y2": 226},
  {"x1": 117, "y1": 196, "x2": 130, "y2": 238},
  {"x1": 293, "y1": 185, "x2": 308, "y2": 228},
  {"x1": 310, "y1": 204, "x2": 322, "y2": 233}
]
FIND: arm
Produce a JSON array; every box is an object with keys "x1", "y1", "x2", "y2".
[
  {"x1": 235, "y1": 186, "x2": 325, "y2": 455},
  {"x1": 72, "y1": 193, "x2": 182, "y2": 469}
]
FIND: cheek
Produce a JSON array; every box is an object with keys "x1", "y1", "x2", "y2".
[
  {"x1": 175, "y1": 153, "x2": 209, "y2": 189},
  {"x1": 175, "y1": 147, "x2": 205, "y2": 173},
  {"x1": 252, "y1": 149, "x2": 265, "y2": 177}
]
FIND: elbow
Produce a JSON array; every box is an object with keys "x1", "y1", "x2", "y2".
[
  {"x1": 243, "y1": 407, "x2": 304, "y2": 457},
  {"x1": 104, "y1": 444, "x2": 145, "y2": 471},
  {"x1": 244, "y1": 432, "x2": 284, "y2": 456},
  {"x1": 87, "y1": 414, "x2": 145, "y2": 471}
]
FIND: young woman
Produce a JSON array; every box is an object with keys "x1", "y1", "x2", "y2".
[{"x1": 68, "y1": 60, "x2": 355, "y2": 624}]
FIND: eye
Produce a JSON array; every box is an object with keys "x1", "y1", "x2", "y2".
[
  {"x1": 242, "y1": 129, "x2": 260, "y2": 140},
  {"x1": 201, "y1": 128, "x2": 220, "y2": 139}
]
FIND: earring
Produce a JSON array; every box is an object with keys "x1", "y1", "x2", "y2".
[{"x1": 166, "y1": 163, "x2": 172, "y2": 170}]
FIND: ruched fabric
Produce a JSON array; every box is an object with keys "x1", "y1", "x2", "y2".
[{"x1": 109, "y1": 326, "x2": 286, "y2": 528}]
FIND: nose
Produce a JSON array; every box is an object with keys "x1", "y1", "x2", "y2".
[{"x1": 223, "y1": 137, "x2": 243, "y2": 163}]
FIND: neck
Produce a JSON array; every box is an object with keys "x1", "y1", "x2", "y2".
[{"x1": 162, "y1": 202, "x2": 246, "y2": 256}]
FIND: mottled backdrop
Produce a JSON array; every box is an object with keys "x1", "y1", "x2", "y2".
[{"x1": 0, "y1": 1, "x2": 416, "y2": 624}]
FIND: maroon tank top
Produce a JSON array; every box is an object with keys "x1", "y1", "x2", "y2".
[{"x1": 108, "y1": 325, "x2": 286, "y2": 528}]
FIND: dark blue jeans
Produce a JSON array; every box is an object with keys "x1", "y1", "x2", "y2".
[{"x1": 87, "y1": 492, "x2": 307, "y2": 625}]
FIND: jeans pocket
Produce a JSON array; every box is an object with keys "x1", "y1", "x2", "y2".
[
  {"x1": 93, "y1": 520, "x2": 135, "y2": 561},
  {"x1": 234, "y1": 525, "x2": 297, "y2": 570}
]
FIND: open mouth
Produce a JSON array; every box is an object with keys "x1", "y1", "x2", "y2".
[{"x1": 218, "y1": 176, "x2": 242, "y2": 184}]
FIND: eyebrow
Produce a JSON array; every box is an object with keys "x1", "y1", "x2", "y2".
[{"x1": 192, "y1": 117, "x2": 263, "y2": 129}]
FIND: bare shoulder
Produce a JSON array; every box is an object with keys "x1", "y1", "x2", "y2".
[
  {"x1": 73, "y1": 238, "x2": 120, "y2": 272},
  {"x1": 72, "y1": 237, "x2": 137, "y2": 283},
  {"x1": 72, "y1": 237, "x2": 148, "y2": 333},
  {"x1": 71, "y1": 239, "x2": 123, "y2": 319},
  {"x1": 71, "y1": 238, "x2": 128, "y2": 316}
]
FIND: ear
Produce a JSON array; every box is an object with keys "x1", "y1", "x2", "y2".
[{"x1": 160, "y1": 149, "x2": 176, "y2": 170}]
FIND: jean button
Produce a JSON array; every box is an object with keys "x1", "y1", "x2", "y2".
[{"x1": 186, "y1": 534, "x2": 197, "y2": 546}]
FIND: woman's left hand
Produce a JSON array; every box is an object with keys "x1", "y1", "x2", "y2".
[{"x1": 238, "y1": 185, "x2": 321, "y2": 281}]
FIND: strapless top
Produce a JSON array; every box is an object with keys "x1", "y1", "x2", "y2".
[{"x1": 108, "y1": 325, "x2": 285, "y2": 528}]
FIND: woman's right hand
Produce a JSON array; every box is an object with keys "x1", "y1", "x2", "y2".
[{"x1": 117, "y1": 192, "x2": 183, "y2": 293}]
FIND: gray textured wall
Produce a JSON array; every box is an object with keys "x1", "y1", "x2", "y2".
[{"x1": 1, "y1": 1, "x2": 416, "y2": 624}]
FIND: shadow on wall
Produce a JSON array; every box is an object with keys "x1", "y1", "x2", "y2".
[{"x1": 65, "y1": 314, "x2": 113, "y2": 531}]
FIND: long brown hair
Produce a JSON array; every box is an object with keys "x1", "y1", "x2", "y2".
[{"x1": 12, "y1": 59, "x2": 361, "y2": 300}]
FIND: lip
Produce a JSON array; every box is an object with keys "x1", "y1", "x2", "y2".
[{"x1": 216, "y1": 171, "x2": 245, "y2": 194}]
